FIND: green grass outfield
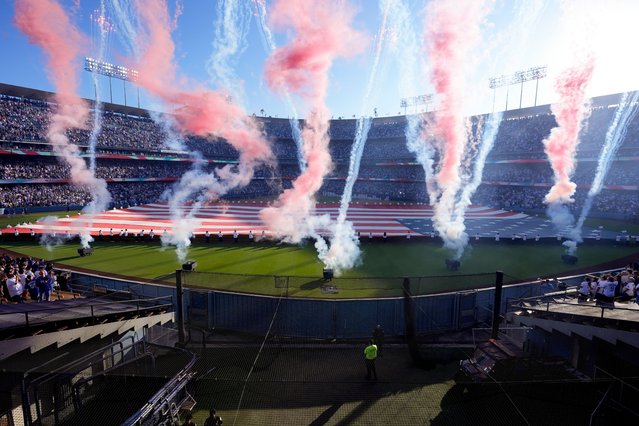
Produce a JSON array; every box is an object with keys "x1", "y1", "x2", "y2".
[
  {"x1": 2, "y1": 238, "x2": 638, "y2": 298},
  {"x1": 2, "y1": 210, "x2": 638, "y2": 297}
]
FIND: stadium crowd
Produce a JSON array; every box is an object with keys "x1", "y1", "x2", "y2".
[
  {"x1": 0, "y1": 182, "x2": 172, "y2": 209},
  {"x1": 576, "y1": 266, "x2": 639, "y2": 305},
  {"x1": 0, "y1": 253, "x2": 65, "y2": 303},
  {"x1": 482, "y1": 162, "x2": 639, "y2": 186},
  {"x1": 0, "y1": 158, "x2": 202, "y2": 180},
  {"x1": 473, "y1": 186, "x2": 639, "y2": 219},
  {"x1": 1, "y1": 89, "x2": 639, "y2": 220},
  {"x1": 0, "y1": 96, "x2": 243, "y2": 157}
]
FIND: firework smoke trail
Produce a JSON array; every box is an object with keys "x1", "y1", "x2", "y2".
[
  {"x1": 165, "y1": 0, "x2": 252, "y2": 261},
  {"x1": 406, "y1": 114, "x2": 438, "y2": 203},
  {"x1": 112, "y1": 0, "x2": 216, "y2": 262},
  {"x1": 385, "y1": 0, "x2": 438, "y2": 204},
  {"x1": 544, "y1": 59, "x2": 596, "y2": 205},
  {"x1": 319, "y1": 117, "x2": 371, "y2": 272},
  {"x1": 252, "y1": 0, "x2": 305, "y2": 171},
  {"x1": 445, "y1": 0, "x2": 545, "y2": 258},
  {"x1": 207, "y1": 0, "x2": 252, "y2": 99},
  {"x1": 543, "y1": 57, "x2": 596, "y2": 245},
  {"x1": 110, "y1": 0, "x2": 139, "y2": 55},
  {"x1": 132, "y1": 0, "x2": 273, "y2": 179},
  {"x1": 543, "y1": 0, "x2": 597, "y2": 244},
  {"x1": 566, "y1": 91, "x2": 639, "y2": 254},
  {"x1": 391, "y1": 0, "x2": 541, "y2": 258},
  {"x1": 424, "y1": 0, "x2": 492, "y2": 258},
  {"x1": 447, "y1": 112, "x2": 502, "y2": 254},
  {"x1": 14, "y1": 0, "x2": 111, "y2": 249},
  {"x1": 114, "y1": 0, "x2": 274, "y2": 262},
  {"x1": 88, "y1": 1, "x2": 110, "y2": 174},
  {"x1": 322, "y1": 0, "x2": 393, "y2": 274},
  {"x1": 112, "y1": 0, "x2": 202, "y2": 260},
  {"x1": 462, "y1": 117, "x2": 483, "y2": 173},
  {"x1": 150, "y1": 109, "x2": 212, "y2": 262},
  {"x1": 162, "y1": 164, "x2": 222, "y2": 262},
  {"x1": 258, "y1": 0, "x2": 366, "y2": 249}
]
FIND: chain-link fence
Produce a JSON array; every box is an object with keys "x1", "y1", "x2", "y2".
[
  {"x1": 177, "y1": 270, "x2": 500, "y2": 298},
  {"x1": 63, "y1": 267, "x2": 552, "y2": 339}
]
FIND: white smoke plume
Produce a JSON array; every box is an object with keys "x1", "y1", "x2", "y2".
[
  {"x1": 567, "y1": 91, "x2": 639, "y2": 254},
  {"x1": 321, "y1": 0, "x2": 393, "y2": 274},
  {"x1": 38, "y1": 216, "x2": 75, "y2": 251},
  {"x1": 15, "y1": 0, "x2": 112, "y2": 250},
  {"x1": 207, "y1": 0, "x2": 252, "y2": 100}
]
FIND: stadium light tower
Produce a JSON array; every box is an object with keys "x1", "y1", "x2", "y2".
[
  {"x1": 400, "y1": 94, "x2": 433, "y2": 115},
  {"x1": 528, "y1": 66, "x2": 548, "y2": 107},
  {"x1": 84, "y1": 57, "x2": 140, "y2": 107},
  {"x1": 488, "y1": 66, "x2": 547, "y2": 112},
  {"x1": 489, "y1": 75, "x2": 508, "y2": 113}
]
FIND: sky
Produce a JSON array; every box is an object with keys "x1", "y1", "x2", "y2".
[{"x1": 1, "y1": 0, "x2": 639, "y2": 119}]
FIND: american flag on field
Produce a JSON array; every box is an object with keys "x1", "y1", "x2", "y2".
[{"x1": 8, "y1": 202, "x2": 527, "y2": 237}]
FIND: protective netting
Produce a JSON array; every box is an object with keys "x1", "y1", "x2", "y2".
[{"x1": 177, "y1": 270, "x2": 499, "y2": 297}]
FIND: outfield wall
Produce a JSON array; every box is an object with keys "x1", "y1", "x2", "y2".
[{"x1": 66, "y1": 271, "x2": 586, "y2": 339}]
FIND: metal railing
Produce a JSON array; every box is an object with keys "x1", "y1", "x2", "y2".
[
  {"x1": 23, "y1": 339, "x2": 197, "y2": 425},
  {"x1": 590, "y1": 366, "x2": 639, "y2": 425},
  {"x1": 123, "y1": 345, "x2": 197, "y2": 426},
  {"x1": 0, "y1": 295, "x2": 173, "y2": 331},
  {"x1": 21, "y1": 336, "x2": 139, "y2": 425},
  {"x1": 508, "y1": 291, "x2": 639, "y2": 321},
  {"x1": 178, "y1": 269, "x2": 499, "y2": 298}
]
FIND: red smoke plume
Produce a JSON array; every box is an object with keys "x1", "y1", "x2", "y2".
[
  {"x1": 425, "y1": 0, "x2": 491, "y2": 189},
  {"x1": 423, "y1": 0, "x2": 491, "y2": 256},
  {"x1": 259, "y1": 0, "x2": 366, "y2": 241},
  {"x1": 133, "y1": 0, "x2": 273, "y2": 188},
  {"x1": 14, "y1": 0, "x2": 111, "y2": 225},
  {"x1": 544, "y1": 57, "x2": 596, "y2": 204}
]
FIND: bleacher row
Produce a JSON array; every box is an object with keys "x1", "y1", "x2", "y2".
[{"x1": 1, "y1": 87, "x2": 639, "y2": 218}]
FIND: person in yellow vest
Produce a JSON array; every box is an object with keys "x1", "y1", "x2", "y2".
[{"x1": 364, "y1": 339, "x2": 378, "y2": 380}]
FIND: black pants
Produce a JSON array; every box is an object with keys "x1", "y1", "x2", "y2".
[{"x1": 365, "y1": 359, "x2": 377, "y2": 379}]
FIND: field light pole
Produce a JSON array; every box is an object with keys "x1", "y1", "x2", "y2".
[
  {"x1": 529, "y1": 66, "x2": 548, "y2": 107},
  {"x1": 84, "y1": 57, "x2": 140, "y2": 107},
  {"x1": 400, "y1": 94, "x2": 433, "y2": 115},
  {"x1": 489, "y1": 75, "x2": 507, "y2": 113},
  {"x1": 488, "y1": 66, "x2": 547, "y2": 112}
]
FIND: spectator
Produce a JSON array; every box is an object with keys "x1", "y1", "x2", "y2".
[
  {"x1": 203, "y1": 408, "x2": 223, "y2": 426},
  {"x1": 621, "y1": 277, "x2": 635, "y2": 302},
  {"x1": 35, "y1": 269, "x2": 52, "y2": 302},
  {"x1": 6, "y1": 271, "x2": 23, "y2": 303}
]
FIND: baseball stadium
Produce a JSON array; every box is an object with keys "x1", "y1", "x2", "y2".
[{"x1": 1, "y1": 1, "x2": 639, "y2": 425}]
